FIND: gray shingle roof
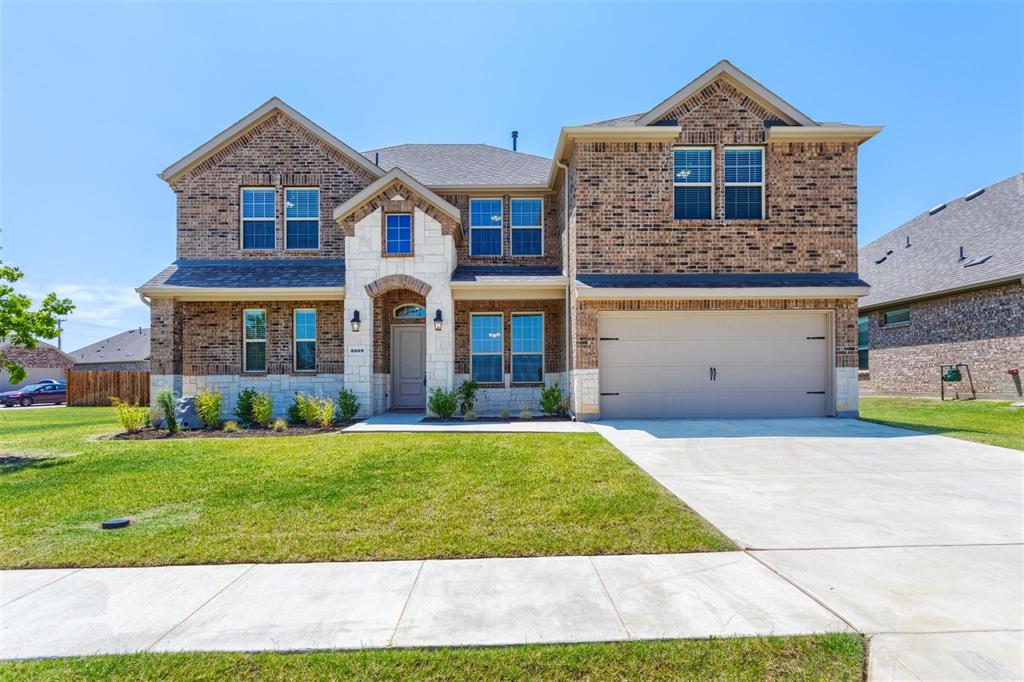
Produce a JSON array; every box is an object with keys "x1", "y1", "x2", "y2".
[
  {"x1": 139, "y1": 259, "x2": 345, "y2": 291},
  {"x1": 576, "y1": 273, "x2": 868, "y2": 288},
  {"x1": 581, "y1": 113, "x2": 645, "y2": 128},
  {"x1": 451, "y1": 265, "x2": 564, "y2": 283},
  {"x1": 363, "y1": 144, "x2": 550, "y2": 186},
  {"x1": 859, "y1": 173, "x2": 1024, "y2": 309},
  {"x1": 69, "y1": 328, "x2": 150, "y2": 364}
]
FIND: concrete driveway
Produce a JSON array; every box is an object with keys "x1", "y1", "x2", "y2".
[{"x1": 593, "y1": 418, "x2": 1024, "y2": 681}]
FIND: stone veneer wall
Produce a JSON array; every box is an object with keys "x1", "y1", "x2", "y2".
[
  {"x1": 170, "y1": 113, "x2": 376, "y2": 260},
  {"x1": 860, "y1": 282, "x2": 1024, "y2": 397},
  {"x1": 151, "y1": 373, "x2": 345, "y2": 420}
]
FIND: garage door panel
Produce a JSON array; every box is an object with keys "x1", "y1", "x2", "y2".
[{"x1": 598, "y1": 312, "x2": 829, "y2": 419}]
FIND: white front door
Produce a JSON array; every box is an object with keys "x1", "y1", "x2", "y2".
[{"x1": 392, "y1": 326, "x2": 426, "y2": 409}]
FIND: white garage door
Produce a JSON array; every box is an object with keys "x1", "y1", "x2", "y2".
[{"x1": 598, "y1": 312, "x2": 829, "y2": 418}]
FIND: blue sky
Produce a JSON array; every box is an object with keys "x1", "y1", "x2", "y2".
[{"x1": 2, "y1": 1, "x2": 1021, "y2": 352}]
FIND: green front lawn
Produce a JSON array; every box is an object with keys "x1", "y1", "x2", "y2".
[
  {"x1": 860, "y1": 397, "x2": 1024, "y2": 451},
  {"x1": 0, "y1": 635, "x2": 864, "y2": 681},
  {"x1": 0, "y1": 408, "x2": 732, "y2": 568}
]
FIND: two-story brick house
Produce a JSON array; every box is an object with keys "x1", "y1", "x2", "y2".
[{"x1": 139, "y1": 60, "x2": 880, "y2": 419}]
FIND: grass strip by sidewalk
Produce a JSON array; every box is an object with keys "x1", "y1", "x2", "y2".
[{"x1": 0, "y1": 634, "x2": 864, "y2": 681}]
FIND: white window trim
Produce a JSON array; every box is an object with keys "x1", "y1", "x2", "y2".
[
  {"x1": 510, "y1": 197, "x2": 544, "y2": 257},
  {"x1": 240, "y1": 187, "x2": 276, "y2": 250},
  {"x1": 511, "y1": 311, "x2": 544, "y2": 384},
  {"x1": 393, "y1": 304, "x2": 426, "y2": 318},
  {"x1": 672, "y1": 146, "x2": 714, "y2": 220},
  {"x1": 881, "y1": 308, "x2": 911, "y2": 328},
  {"x1": 470, "y1": 312, "x2": 504, "y2": 383},
  {"x1": 385, "y1": 212, "x2": 413, "y2": 255},
  {"x1": 469, "y1": 197, "x2": 503, "y2": 258},
  {"x1": 243, "y1": 308, "x2": 267, "y2": 373},
  {"x1": 293, "y1": 308, "x2": 316, "y2": 373},
  {"x1": 724, "y1": 146, "x2": 765, "y2": 220},
  {"x1": 284, "y1": 187, "x2": 320, "y2": 251}
]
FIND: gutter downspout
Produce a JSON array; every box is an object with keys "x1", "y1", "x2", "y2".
[
  {"x1": 138, "y1": 292, "x2": 152, "y2": 307},
  {"x1": 557, "y1": 159, "x2": 575, "y2": 420}
]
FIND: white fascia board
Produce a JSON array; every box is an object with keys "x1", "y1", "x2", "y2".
[
  {"x1": 548, "y1": 126, "x2": 683, "y2": 183},
  {"x1": 160, "y1": 97, "x2": 383, "y2": 182},
  {"x1": 450, "y1": 280, "x2": 568, "y2": 301},
  {"x1": 332, "y1": 167, "x2": 462, "y2": 224},
  {"x1": 636, "y1": 60, "x2": 817, "y2": 127},
  {"x1": 136, "y1": 286, "x2": 345, "y2": 301},
  {"x1": 768, "y1": 125, "x2": 883, "y2": 144},
  {"x1": 575, "y1": 286, "x2": 870, "y2": 300}
]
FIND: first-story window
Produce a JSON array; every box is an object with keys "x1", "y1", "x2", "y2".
[
  {"x1": 471, "y1": 313, "x2": 503, "y2": 383},
  {"x1": 882, "y1": 308, "x2": 910, "y2": 327},
  {"x1": 724, "y1": 147, "x2": 764, "y2": 219},
  {"x1": 244, "y1": 309, "x2": 266, "y2": 372},
  {"x1": 857, "y1": 315, "x2": 869, "y2": 371},
  {"x1": 285, "y1": 188, "x2": 319, "y2": 249},
  {"x1": 385, "y1": 213, "x2": 412, "y2": 254},
  {"x1": 294, "y1": 309, "x2": 316, "y2": 372},
  {"x1": 673, "y1": 147, "x2": 712, "y2": 219},
  {"x1": 510, "y1": 198, "x2": 543, "y2": 256},
  {"x1": 511, "y1": 313, "x2": 543, "y2": 383},
  {"x1": 241, "y1": 188, "x2": 275, "y2": 249},
  {"x1": 470, "y1": 198, "x2": 503, "y2": 256}
]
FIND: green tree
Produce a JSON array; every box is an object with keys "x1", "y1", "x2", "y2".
[{"x1": 0, "y1": 263, "x2": 74, "y2": 383}]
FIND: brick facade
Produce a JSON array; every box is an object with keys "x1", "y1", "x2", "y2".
[
  {"x1": 454, "y1": 300, "x2": 566, "y2": 379},
  {"x1": 171, "y1": 113, "x2": 376, "y2": 260},
  {"x1": 442, "y1": 193, "x2": 562, "y2": 268},
  {"x1": 861, "y1": 282, "x2": 1024, "y2": 397}
]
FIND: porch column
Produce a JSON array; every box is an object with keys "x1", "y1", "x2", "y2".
[
  {"x1": 424, "y1": 286, "x2": 454, "y2": 413},
  {"x1": 343, "y1": 293, "x2": 373, "y2": 417}
]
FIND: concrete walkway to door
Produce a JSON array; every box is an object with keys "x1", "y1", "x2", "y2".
[{"x1": 591, "y1": 418, "x2": 1024, "y2": 681}]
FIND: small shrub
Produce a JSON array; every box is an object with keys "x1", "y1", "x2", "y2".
[
  {"x1": 155, "y1": 389, "x2": 178, "y2": 434},
  {"x1": 457, "y1": 379, "x2": 480, "y2": 415},
  {"x1": 194, "y1": 389, "x2": 223, "y2": 429},
  {"x1": 223, "y1": 420, "x2": 240, "y2": 433},
  {"x1": 311, "y1": 396, "x2": 335, "y2": 428},
  {"x1": 499, "y1": 408, "x2": 510, "y2": 419},
  {"x1": 463, "y1": 409, "x2": 477, "y2": 421},
  {"x1": 250, "y1": 392, "x2": 273, "y2": 428},
  {"x1": 272, "y1": 418, "x2": 288, "y2": 432},
  {"x1": 428, "y1": 387, "x2": 458, "y2": 420},
  {"x1": 519, "y1": 409, "x2": 533, "y2": 420},
  {"x1": 540, "y1": 383, "x2": 564, "y2": 416},
  {"x1": 287, "y1": 394, "x2": 305, "y2": 424},
  {"x1": 234, "y1": 387, "x2": 258, "y2": 424},
  {"x1": 337, "y1": 388, "x2": 360, "y2": 422},
  {"x1": 110, "y1": 397, "x2": 149, "y2": 434}
]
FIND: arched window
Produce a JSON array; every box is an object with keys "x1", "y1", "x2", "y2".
[{"x1": 394, "y1": 304, "x2": 426, "y2": 319}]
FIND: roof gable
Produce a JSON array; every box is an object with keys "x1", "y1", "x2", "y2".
[
  {"x1": 636, "y1": 60, "x2": 816, "y2": 127},
  {"x1": 333, "y1": 168, "x2": 462, "y2": 234},
  {"x1": 160, "y1": 97, "x2": 383, "y2": 183},
  {"x1": 69, "y1": 328, "x2": 150, "y2": 364}
]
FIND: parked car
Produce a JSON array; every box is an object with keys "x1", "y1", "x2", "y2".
[
  {"x1": 35, "y1": 379, "x2": 64, "y2": 385},
  {"x1": 0, "y1": 383, "x2": 66, "y2": 407}
]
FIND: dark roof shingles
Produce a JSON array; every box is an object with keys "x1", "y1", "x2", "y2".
[
  {"x1": 69, "y1": 328, "x2": 150, "y2": 364},
  {"x1": 451, "y1": 266, "x2": 563, "y2": 283},
  {"x1": 140, "y1": 259, "x2": 345, "y2": 290}
]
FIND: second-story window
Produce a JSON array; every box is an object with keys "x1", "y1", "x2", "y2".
[
  {"x1": 241, "y1": 188, "x2": 275, "y2": 249},
  {"x1": 510, "y1": 198, "x2": 543, "y2": 256},
  {"x1": 470, "y1": 198, "x2": 503, "y2": 256},
  {"x1": 285, "y1": 188, "x2": 320, "y2": 249},
  {"x1": 385, "y1": 213, "x2": 412, "y2": 254},
  {"x1": 724, "y1": 147, "x2": 764, "y2": 219},
  {"x1": 673, "y1": 148, "x2": 713, "y2": 220}
]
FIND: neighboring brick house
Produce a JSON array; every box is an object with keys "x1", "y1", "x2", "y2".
[
  {"x1": 858, "y1": 174, "x2": 1024, "y2": 398},
  {"x1": 139, "y1": 60, "x2": 881, "y2": 419},
  {"x1": 0, "y1": 341, "x2": 74, "y2": 392},
  {"x1": 69, "y1": 328, "x2": 151, "y2": 371}
]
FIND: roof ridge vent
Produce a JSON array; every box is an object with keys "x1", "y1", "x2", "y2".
[
  {"x1": 928, "y1": 203, "x2": 947, "y2": 215},
  {"x1": 964, "y1": 255, "x2": 993, "y2": 267},
  {"x1": 874, "y1": 255, "x2": 888, "y2": 265},
  {"x1": 964, "y1": 187, "x2": 985, "y2": 201}
]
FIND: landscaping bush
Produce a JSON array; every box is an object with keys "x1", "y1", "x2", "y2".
[
  {"x1": 463, "y1": 409, "x2": 477, "y2": 421},
  {"x1": 194, "y1": 390, "x2": 223, "y2": 429},
  {"x1": 290, "y1": 393, "x2": 335, "y2": 428},
  {"x1": 428, "y1": 387, "x2": 458, "y2": 420},
  {"x1": 234, "y1": 387, "x2": 258, "y2": 424},
  {"x1": 500, "y1": 408, "x2": 510, "y2": 419},
  {"x1": 540, "y1": 383, "x2": 564, "y2": 416},
  {"x1": 287, "y1": 394, "x2": 305, "y2": 424},
  {"x1": 155, "y1": 389, "x2": 178, "y2": 434},
  {"x1": 223, "y1": 420, "x2": 240, "y2": 433},
  {"x1": 272, "y1": 418, "x2": 288, "y2": 432},
  {"x1": 519, "y1": 409, "x2": 533, "y2": 420},
  {"x1": 337, "y1": 388, "x2": 360, "y2": 422},
  {"x1": 110, "y1": 397, "x2": 149, "y2": 434},
  {"x1": 457, "y1": 379, "x2": 480, "y2": 415},
  {"x1": 250, "y1": 392, "x2": 273, "y2": 428}
]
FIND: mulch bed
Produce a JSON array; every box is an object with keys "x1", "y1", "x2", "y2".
[
  {"x1": 421, "y1": 416, "x2": 571, "y2": 423},
  {"x1": 105, "y1": 422, "x2": 359, "y2": 440}
]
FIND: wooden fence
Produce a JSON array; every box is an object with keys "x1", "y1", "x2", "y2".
[{"x1": 67, "y1": 370, "x2": 150, "y2": 407}]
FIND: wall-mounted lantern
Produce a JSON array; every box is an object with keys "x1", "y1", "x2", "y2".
[
  {"x1": 350, "y1": 310, "x2": 361, "y2": 333},
  {"x1": 433, "y1": 309, "x2": 443, "y2": 332}
]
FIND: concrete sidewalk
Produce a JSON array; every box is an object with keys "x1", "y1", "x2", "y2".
[{"x1": 1, "y1": 552, "x2": 848, "y2": 660}]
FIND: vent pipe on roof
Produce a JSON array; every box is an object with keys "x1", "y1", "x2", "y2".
[
  {"x1": 905, "y1": 236, "x2": 911, "y2": 248},
  {"x1": 958, "y1": 246, "x2": 966, "y2": 262},
  {"x1": 374, "y1": 152, "x2": 379, "y2": 165},
  {"x1": 511, "y1": 130, "x2": 519, "y2": 151}
]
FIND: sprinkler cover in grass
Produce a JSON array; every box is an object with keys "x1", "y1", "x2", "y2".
[{"x1": 101, "y1": 518, "x2": 130, "y2": 530}]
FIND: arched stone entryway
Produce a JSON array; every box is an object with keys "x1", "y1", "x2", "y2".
[{"x1": 372, "y1": 288, "x2": 427, "y2": 410}]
